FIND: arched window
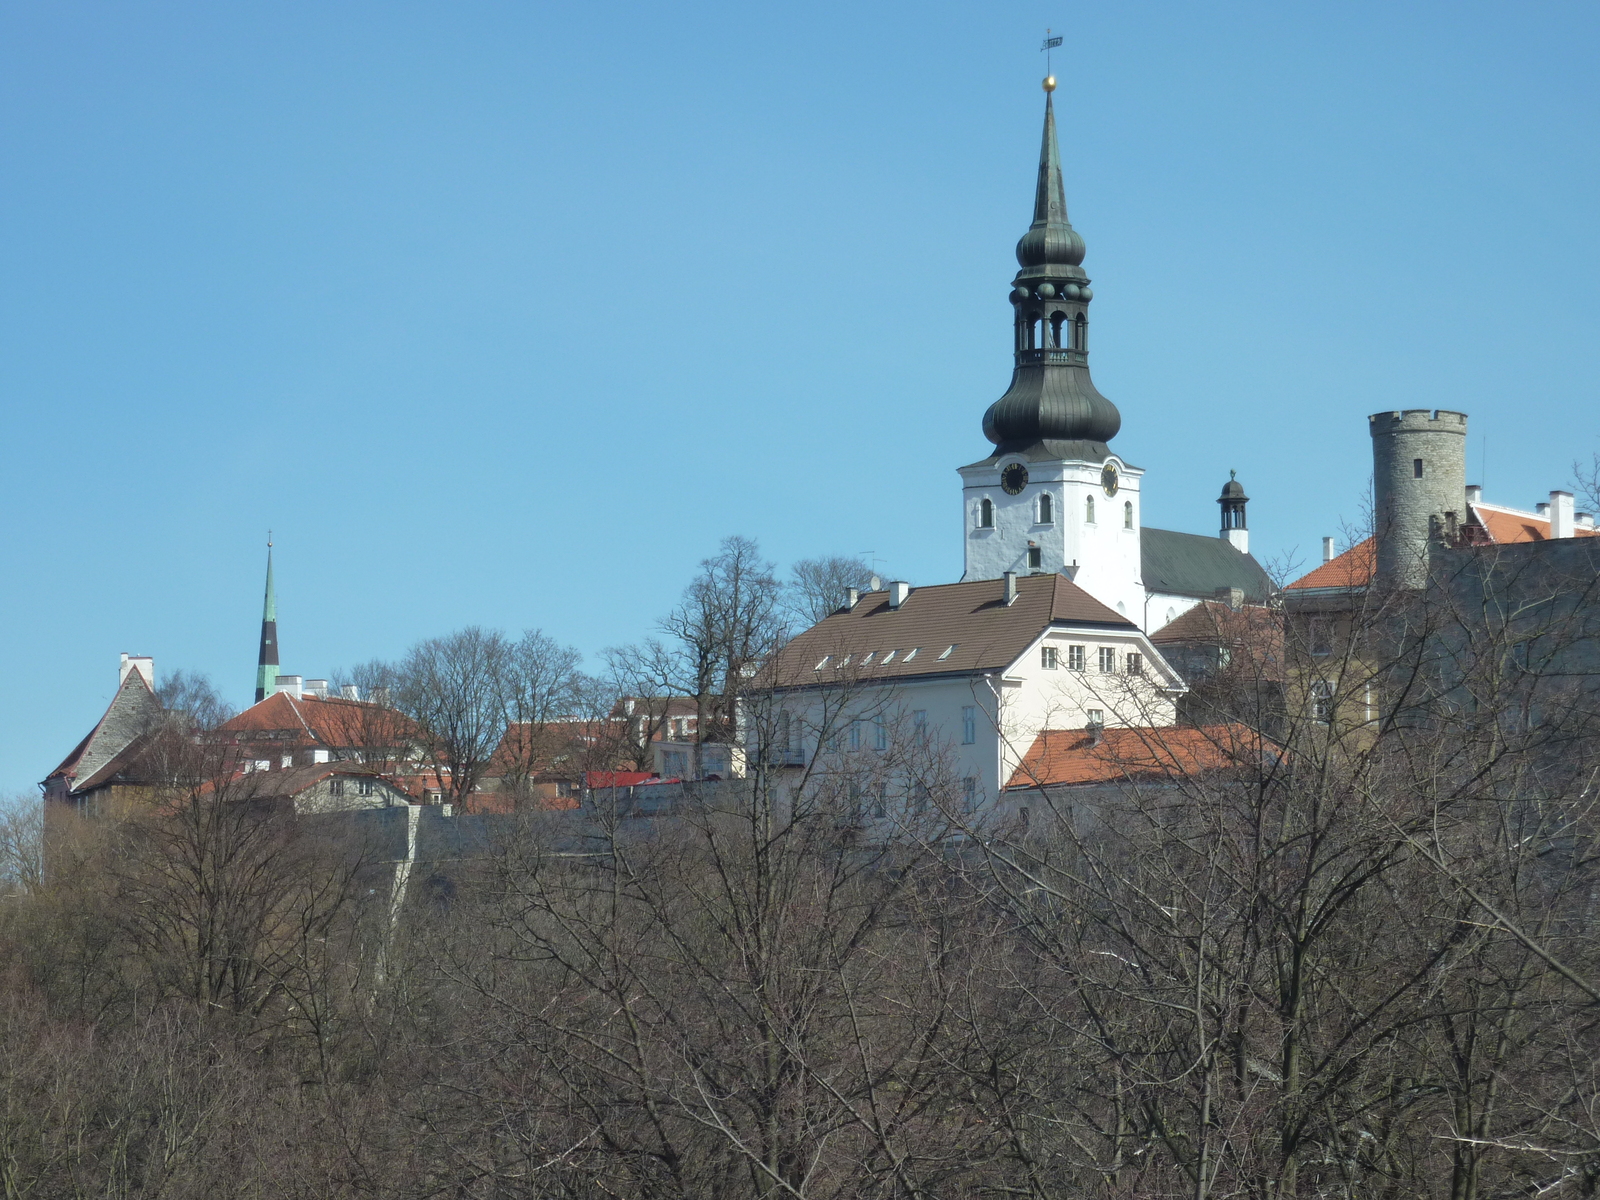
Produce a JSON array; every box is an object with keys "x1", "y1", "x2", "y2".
[
  {"x1": 1028, "y1": 318, "x2": 1040, "y2": 350},
  {"x1": 1075, "y1": 314, "x2": 1087, "y2": 351},
  {"x1": 1124, "y1": 500, "x2": 1133, "y2": 529},
  {"x1": 978, "y1": 498, "x2": 993, "y2": 529},
  {"x1": 1038, "y1": 493, "x2": 1053, "y2": 523},
  {"x1": 1085, "y1": 495, "x2": 1095, "y2": 523},
  {"x1": 1049, "y1": 312, "x2": 1066, "y2": 347}
]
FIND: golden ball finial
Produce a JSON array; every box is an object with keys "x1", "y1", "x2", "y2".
[{"x1": 1042, "y1": 75, "x2": 1056, "y2": 92}]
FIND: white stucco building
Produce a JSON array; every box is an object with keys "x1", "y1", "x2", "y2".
[{"x1": 756, "y1": 573, "x2": 1185, "y2": 807}]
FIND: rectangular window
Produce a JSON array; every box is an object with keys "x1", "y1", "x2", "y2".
[
  {"x1": 1027, "y1": 547, "x2": 1042, "y2": 569},
  {"x1": 962, "y1": 776, "x2": 978, "y2": 813},
  {"x1": 849, "y1": 720, "x2": 862, "y2": 751},
  {"x1": 873, "y1": 715, "x2": 888, "y2": 751},
  {"x1": 1098, "y1": 647, "x2": 1117, "y2": 673},
  {"x1": 961, "y1": 705, "x2": 976, "y2": 744},
  {"x1": 912, "y1": 782, "x2": 931, "y2": 812},
  {"x1": 1125, "y1": 652, "x2": 1143, "y2": 676},
  {"x1": 1311, "y1": 679, "x2": 1335, "y2": 723},
  {"x1": 1413, "y1": 458, "x2": 1424, "y2": 478},
  {"x1": 1309, "y1": 617, "x2": 1333, "y2": 657},
  {"x1": 1067, "y1": 645, "x2": 1085, "y2": 672},
  {"x1": 329, "y1": 779, "x2": 344, "y2": 798},
  {"x1": 1041, "y1": 645, "x2": 1058, "y2": 670},
  {"x1": 913, "y1": 710, "x2": 928, "y2": 744},
  {"x1": 357, "y1": 778, "x2": 375, "y2": 797}
]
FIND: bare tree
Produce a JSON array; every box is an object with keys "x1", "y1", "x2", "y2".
[
  {"x1": 787, "y1": 554, "x2": 875, "y2": 627},
  {"x1": 0, "y1": 792, "x2": 43, "y2": 897},
  {"x1": 658, "y1": 536, "x2": 783, "y2": 775},
  {"x1": 390, "y1": 626, "x2": 515, "y2": 804}
]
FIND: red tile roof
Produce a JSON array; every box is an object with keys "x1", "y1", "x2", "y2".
[
  {"x1": 1005, "y1": 723, "x2": 1264, "y2": 790},
  {"x1": 1284, "y1": 538, "x2": 1376, "y2": 592},
  {"x1": 220, "y1": 692, "x2": 421, "y2": 748},
  {"x1": 1471, "y1": 503, "x2": 1599, "y2": 545}
]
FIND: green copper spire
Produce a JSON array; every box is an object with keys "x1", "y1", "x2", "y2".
[{"x1": 254, "y1": 536, "x2": 279, "y2": 703}]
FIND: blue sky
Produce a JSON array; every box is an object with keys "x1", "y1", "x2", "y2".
[{"x1": 4, "y1": 1, "x2": 1598, "y2": 794}]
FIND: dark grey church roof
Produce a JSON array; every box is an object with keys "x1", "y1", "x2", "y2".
[{"x1": 1142, "y1": 528, "x2": 1273, "y2": 602}]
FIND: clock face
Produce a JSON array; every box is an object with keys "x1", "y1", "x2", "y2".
[
  {"x1": 1001, "y1": 463, "x2": 1029, "y2": 495},
  {"x1": 1102, "y1": 464, "x2": 1120, "y2": 496}
]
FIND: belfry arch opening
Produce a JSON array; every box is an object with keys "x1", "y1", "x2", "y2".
[{"x1": 1049, "y1": 313, "x2": 1066, "y2": 348}]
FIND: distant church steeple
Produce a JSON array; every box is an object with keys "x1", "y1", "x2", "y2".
[
  {"x1": 981, "y1": 78, "x2": 1121, "y2": 461},
  {"x1": 254, "y1": 537, "x2": 279, "y2": 703}
]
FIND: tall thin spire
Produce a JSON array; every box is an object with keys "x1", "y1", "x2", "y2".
[
  {"x1": 979, "y1": 78, "x2": 1120, "y2": 462},
  {"x1": 254, "y1": 535, "x2": 279, "y2": 703}
]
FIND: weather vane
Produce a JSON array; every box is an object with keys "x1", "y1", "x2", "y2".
[{"x1": 1041, "y1": 28, "x2": 1063, "y2": 90}]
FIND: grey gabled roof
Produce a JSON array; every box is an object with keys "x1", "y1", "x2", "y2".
[{"x1": 1142, "y1": 527, "x2": 1273, "y2": 603}]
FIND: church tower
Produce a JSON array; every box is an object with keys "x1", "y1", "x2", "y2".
[
  {"x1": 254, "y1": 539, "x2": 279, "y2": 703},
  {"x1": 958, "y1": 78, "x2": 1144, "y2": 620}
]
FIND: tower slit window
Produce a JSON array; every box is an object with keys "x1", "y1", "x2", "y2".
[
  {"x1": 1414, "y1": 458, "x2": 1424, "y2": 479},
  {"x1": 1085, "y1": 495, "x2": 1095, "y2": 523},
  {"x1": 1124, "y1": 500, "x2": 1133, "y2": 529},
  {"x1": 1075, "y1": 314, "x2": 1087, "y2": 351},
  {"x1": 978, "y1": 498, "x2": 994, "y2": 529},
  {"x1": 1038, "y1": 494, "x2": 1053, "y2": 524}
]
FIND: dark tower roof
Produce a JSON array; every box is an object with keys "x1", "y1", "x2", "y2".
[
  {"x1": 255, "y1": 540, "x2": 280, "y2": 703},
  {"x1": 974, "y1": 84, "x2": 1122, "y2": 466}
]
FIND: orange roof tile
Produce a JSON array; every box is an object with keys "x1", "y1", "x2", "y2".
[
  {"x1": 1470, "y1": 503, "x2": 1599, "y2": 545},
  {"x1": 220, "y1": 692, "x2": 421, "y2": 748},
  {"x1": 1284, "y1": 538, "x2": 1375, "y2": 592},
  {"x1": 1005, "y1": 723, "x2": 1264, "y2": 789}
]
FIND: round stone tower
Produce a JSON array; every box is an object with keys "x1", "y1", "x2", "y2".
[{"x1": 1369, "y1": 409, "x2": 1468, "y2": 589}]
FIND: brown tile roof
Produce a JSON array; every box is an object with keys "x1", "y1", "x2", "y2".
[
  {"x1": 1005, "y1": 723, "x2": 1264, "y2": 789},
  {"x1": 763, "y1": 574, "x2": 1135, "y2": 690},
  {"x1": 1284, "y1": 538, "x2": 1376, "y2": 592}
]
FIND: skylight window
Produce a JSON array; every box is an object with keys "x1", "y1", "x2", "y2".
[
  {"x1": 938, "y1": 644, "x2": 957, "y2": 660},
  {"x1": 836, "y1": 654, "x2": 852, "y2": 668},
  {"x1": 814, "y1": 655, "x2": 831, "y2": 671},
  {"x1": 880, "y1": 650, "x2": 898, "y2": 664},
  {"x1": 861, "y1": 651, "x2": 877, "y2": 666}
]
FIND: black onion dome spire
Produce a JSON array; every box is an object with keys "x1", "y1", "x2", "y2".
[{"x1": 980, "y1": 83, "x2": 1121, "y2": 462}]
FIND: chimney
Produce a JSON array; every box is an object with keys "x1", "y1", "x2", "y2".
[
  {"x1": 843, "y1": 587, "x2": 859, "y2": 611},
  {"x1": 1003, "y1": 570, "x2": 1019, "y2": 606},
  {"x1": 340, "y1": 684, "x2": 361, "y2": 701},
  {"x1": 1465, "y1": 484, "x2": 1482, "y2": 506},
  {"x1": 888, "y1": 580, "x2": 911, "y2": 609},
  {"x1": 1322, "y1": 537, "x2": 1335, "y2": 563},
  {"x1": 118, "y1": 653, "x2": 155, "y2": 690},
  {"x1": 1578, "y1": 512, "x2": 1595, "y2": 531},
  {"x1": 274, "y1": 675, "x2": 304, "y2": 700},
  {"x1": 304, "y1": 678, "x2": 329, "y2": 699},
  {"x1": 1214, "y1": 586, "x2": 1244, "y2": 611},
  {"x1": 1550, "y1": 490, "x2": 1575, "y2": 539}
]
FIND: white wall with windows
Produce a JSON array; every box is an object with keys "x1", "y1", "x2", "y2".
[
  {"x1": 756, "y1": 623, "x2": 1183, "y2": 817},
  {"x1": 959, "y1": 453, "x2": 1146, "y2": 621}
]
